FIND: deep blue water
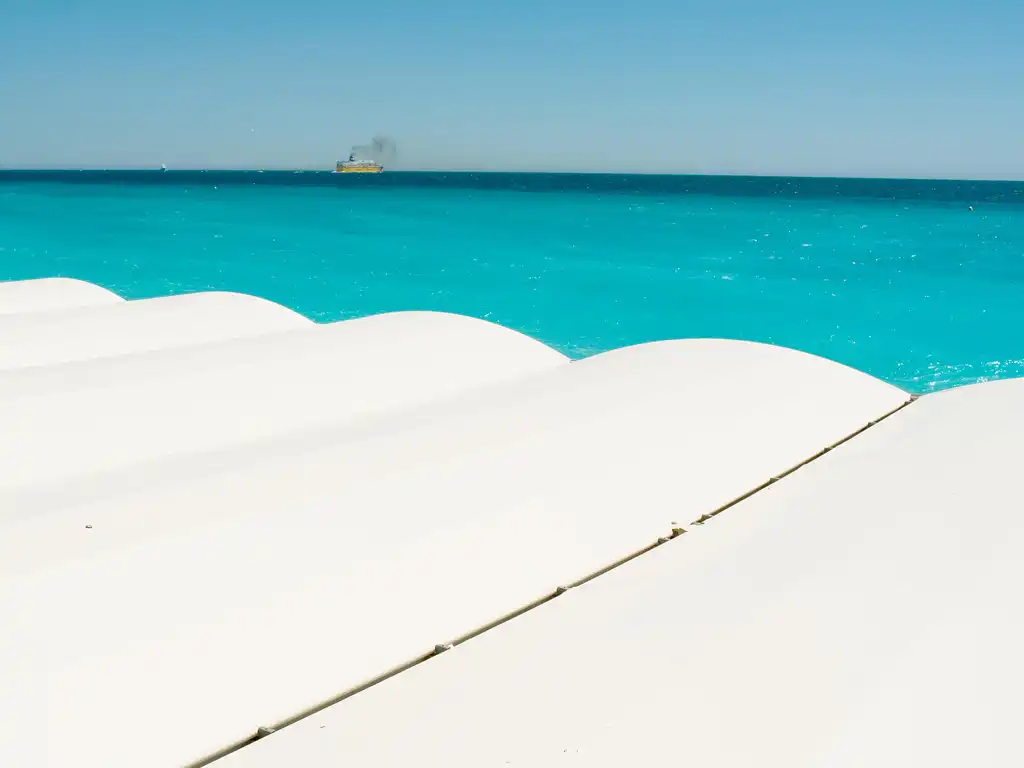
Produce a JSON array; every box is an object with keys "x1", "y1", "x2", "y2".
[{"x1": 1, "y1": 170, "x2": 1022, "y2": 392}]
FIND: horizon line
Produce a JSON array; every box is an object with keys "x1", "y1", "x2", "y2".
[{"x1": 1, "y1": 168, "x2": 1023, "y2": 184}]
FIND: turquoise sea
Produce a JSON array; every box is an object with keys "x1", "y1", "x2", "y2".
[{"x1": 1, "y1": 170, "x2": 1022, "y2": 393}]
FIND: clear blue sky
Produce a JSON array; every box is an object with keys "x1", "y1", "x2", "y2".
[{"x1": 2, "y1": 0, "x2": 1021, "y2": 178}]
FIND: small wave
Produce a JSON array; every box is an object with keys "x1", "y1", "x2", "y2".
[{"x1": 895, "y1": 358, "x2": 1024, "y2": 393}]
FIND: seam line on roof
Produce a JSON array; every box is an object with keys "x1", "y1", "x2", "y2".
[
  {"x1": 691, "y1": 395, "x2": 916, "y2": 526},
  {"x1": 190, "y1": 530, "x2": 689, "y2": 768},
  {"x1": 194, "y1": 393, "x2": 917, "y2": 767}
]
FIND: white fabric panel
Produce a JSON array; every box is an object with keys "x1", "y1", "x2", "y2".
[
  {"x1": 0, "y1": 277, "x2": 123, "y2": 315},
  {"x1": 0, "y1": 338, "x2": 907, "y2": 767},
  {"x1": 0, "y1": 291, "x2": 311, "y2": 370},
  {"x1": 219, "y1": 377, "x2": 1024, "y2": 768},
  {"x1": 0, "y1": 310, "x2": 569, "y2": 500}
]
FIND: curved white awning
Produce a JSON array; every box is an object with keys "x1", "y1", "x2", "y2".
[
  {"x1": 0, "y1": 277, "x2": 123, "y2": 315},
  {"x1": 0, "y1": 337, "x2": 908, "y2": 767},
  {"x1": 215, "y1": 376, "x2": 1024, "y2": 768},
  {"x1": 0, "y1": 291, "x2": 311, "y2": 370},
  {"x1": 0, "y1": 310, "x2": 569, "y2": 502}
]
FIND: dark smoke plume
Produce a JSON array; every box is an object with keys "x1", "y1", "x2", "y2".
[{"x1": 351, "y1": 135, "x2": 397, "y2": 164}]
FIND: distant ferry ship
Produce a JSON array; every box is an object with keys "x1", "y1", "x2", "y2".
[{"x1": 334, "y1": 153, "x2": 383, "y2": 174}]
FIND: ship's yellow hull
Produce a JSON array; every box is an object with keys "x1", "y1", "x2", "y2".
[{"x1": 334, "y1": 166, "x2": 383, "y2": 174}]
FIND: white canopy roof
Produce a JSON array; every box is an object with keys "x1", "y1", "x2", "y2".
[
  {"x1": 0, "y1": 276, "x2": 123, "y2": 315},
  {"x1": 216, "y1": 376, "x2": 1024, "y2": 768},
  {"x1": 0, "y1": 309, "x2": 568, "y2": 503},
  {"x1": 2, "y1": 278, "x2": 1016, "y2": 768},
  {"x1": 0, "y1": 335, "x2": 907, "y2": 767},
  {"x1": 0, "y1": 291, "x2": 311, "y2": 370}
]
